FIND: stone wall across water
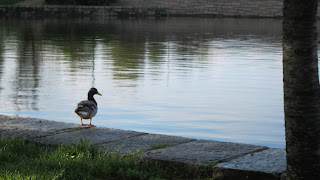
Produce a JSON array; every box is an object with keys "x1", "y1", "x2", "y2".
[
  {"x1": 0, "y1": 0, "x2": 318, "y2": 18},
  {"x1": 0, "y1": 5, "x2": 168, "y2": 18},
  {"x1": 117, "y1": 0, "x2": 284, "y2": 17}
]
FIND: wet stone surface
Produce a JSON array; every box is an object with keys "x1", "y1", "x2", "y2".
[{"x1": 139, "y1": 139, "x2": 268, "y2": 165}]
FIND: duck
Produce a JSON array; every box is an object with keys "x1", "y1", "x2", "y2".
[{"x1": 75, "y1": 88, "x2": 102, "y2": 126}]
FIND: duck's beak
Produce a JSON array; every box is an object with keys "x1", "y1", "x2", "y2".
[{"x1": 96, "y1": 92, "x2": 102, "y2": 96}]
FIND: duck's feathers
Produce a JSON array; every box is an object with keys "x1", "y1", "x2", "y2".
[{"x1": 75, "y1": 100, "x2": 98, "y2": 119}]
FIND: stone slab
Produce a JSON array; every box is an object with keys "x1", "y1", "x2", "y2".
[
  {"x1": 0, "y1": 116, "x2": 286, "y2": 179},
  {"x1": 0, "y1": 117, "x2": 81, "y2": 139},
  {"x1": 0, "y1": 115, "x2": 20, "y2": 122},
  {"x1": 216, "y1": 148, "x2": 286, "y2": 174},
  {"x1": 99, "y1": 133, "x2": 195, "y2": 154},
  {"x1": 139, "y1": 140, "x2": 268, "y2": 165},
  {"x1": 34, "y1": 127, "x2": 144, "y2": 145}
]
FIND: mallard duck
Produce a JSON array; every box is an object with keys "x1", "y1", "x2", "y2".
[{"x1": 75, "y1": 88, "x2": 102, "y2": 126}]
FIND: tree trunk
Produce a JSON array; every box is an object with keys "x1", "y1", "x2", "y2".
[{"x1": 283, "y1": 0, "x2": 320, "y2": 179}]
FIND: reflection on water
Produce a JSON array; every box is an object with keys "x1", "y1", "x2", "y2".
[{"x1": 0, "y1": 18, "x2": 284, "y2": 147}]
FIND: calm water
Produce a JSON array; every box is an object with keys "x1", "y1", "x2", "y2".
[{"x1": 0, "y1": 18, "x2": 285, "y2": 147}]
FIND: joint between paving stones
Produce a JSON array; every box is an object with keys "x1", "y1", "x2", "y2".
[
  {"x1": 218, "y1": 146, "x2": 270, "y2": 163},
  {"x1": 96, "y1": 132, "x2": 149, "y2": 146},
  {"x1": 0, "y1": 115, "x2": 286, "y2": 179}
]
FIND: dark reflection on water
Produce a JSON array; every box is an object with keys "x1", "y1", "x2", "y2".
[{"x1": 0, "y1": 18, "x2": 285, "y2": 147}]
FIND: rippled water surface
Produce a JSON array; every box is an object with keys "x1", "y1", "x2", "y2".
[{"x1": 0, "y1": 18, "x2": 285, "y2": 147}]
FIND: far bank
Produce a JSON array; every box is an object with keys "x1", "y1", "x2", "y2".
[{"x1": 0, "y1": 0, "x2": 288, "y2": 18}]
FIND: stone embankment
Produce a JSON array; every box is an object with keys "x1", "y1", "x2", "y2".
[
  {"x1": 0, "y1": 0, "x2": 288, "y2": 18},
  {"x1": 2, "y1": 0, "x2": 320, "y2": 18},
  {"x1": 0, "y1": 5, "x2": 167, "y2": 18},
  {"x1": 0, "y1": 115, "x2": 286, "y2": 179},
  {"x1": 117, "y1": 0, "x2": 284, "y2": 17}
]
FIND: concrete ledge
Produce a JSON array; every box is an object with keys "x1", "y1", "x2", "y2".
[
  {"x1": 139, "y1": 140, "x2": 268, "y2": 165},
  {"x1": 99, "y1": 133, "x2": 195, "y2": 153},
  {"x1": 0, "y1": 117, "x2": 81, "y2": 139},
  {"x1": 213, "y1": 148, "x2": 286, "y2": 179},
  {"x1": 34, "y1": 127, "x2": 145, "y2": 145},
  {"x1": 216, "y1": 148, "x2": 286, "y2": 174},
  {"x1": 0, "y1": 115, "x2": 286, "y2": 179},
  {"x1": 0, "y1": 115, "x2": 19, "y2": 122}
]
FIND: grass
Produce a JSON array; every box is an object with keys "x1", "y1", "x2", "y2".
[
  {"x1": 0, "y1": 0, "x2": 24, "y2": 5},
  {"x1": 64, "y1": 127, "x2": 85, "y2": 133},
  {"x1": 0, "y1": 138, "x2": 176, "y2": 180},
  {"x1": 150, "y1": 142, "x2": 173, "y2": 150}
]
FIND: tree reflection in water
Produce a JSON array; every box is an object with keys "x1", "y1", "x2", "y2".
[{"x1": 0, "y1": 18, "x2": 285, "y2": 148}]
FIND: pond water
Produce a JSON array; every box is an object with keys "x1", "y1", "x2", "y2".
[{"x1": 0, "y1": 18, "x2": 285, "y2": 147}]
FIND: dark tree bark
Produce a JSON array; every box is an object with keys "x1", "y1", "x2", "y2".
[{"x1": 283, "y1": 0, "x2": 320, "y2": 179}]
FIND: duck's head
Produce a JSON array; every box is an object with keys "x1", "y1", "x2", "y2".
[{"x1": 89, "y1": 88, "x2": 102, "y2": 96}]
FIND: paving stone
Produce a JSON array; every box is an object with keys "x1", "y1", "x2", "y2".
[
  {"x1": 0, "y1": 115, "x2": 20, "y2": 122},
  {"x1": 139, "y1": 140, "x2": 268, "y2": 165},
  {"x1": 34, "y1": 127, "x2": 144, "y2": 145},
  {"x1": 216, "y1": 148, "x2": 286, "y2": 174},
  {"x1": 99, "y1": 133, "x2": 195, "y2": 154},
  {"x1": 0, "y1": 116, "x2": 286, "y2": 179},
  {"x1": 0, "y1": 117, "x2": 81, "y2": 139}
]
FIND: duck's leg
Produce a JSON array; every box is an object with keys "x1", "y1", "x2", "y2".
[
  {"x1": 89, "y1": 118, "x2": 92, "y2": 126},
  {"x1": 81, "y1": 118, "x2": 84, "y2": 126}
]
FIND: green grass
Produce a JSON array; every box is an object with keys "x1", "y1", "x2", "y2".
[
  {"x1": 64, "y1": 127, "x2": 84, "y2": 133},
  {"x1": 0, "y1": 0, "x2": 24, "y2": 5},
  {"x1": 0, "y1": 138, "x2": 174, "y2": 180},
  {"x1": 150, "y1": 142, "x2": 173, "y2": 149}
]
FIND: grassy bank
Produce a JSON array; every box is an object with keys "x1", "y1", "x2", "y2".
[
  {"x1": 0, "y1": 0, "x2": 24, "y2": 5},
  {"x1": 0, "y1": 138, "x2": 176, "y2": 180}
]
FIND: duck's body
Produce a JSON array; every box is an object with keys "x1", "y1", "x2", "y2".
[
  {"x1": 75, "y1": 100, "x2": 98, "y2": 119},
  {"x1": 75, "y1": 88, "x2": 102, "y2": 126}
]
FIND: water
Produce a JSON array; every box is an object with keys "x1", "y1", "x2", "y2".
[{"x1": 0, "y1": 18, "x2": 285, "y2": 147}]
